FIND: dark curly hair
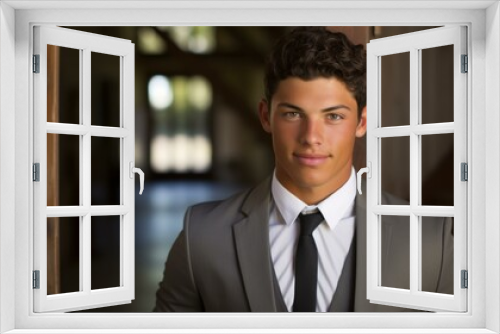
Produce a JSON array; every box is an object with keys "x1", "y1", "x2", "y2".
[{"x1": 264, "y1": 27, "x2": 366, "y2": 117}]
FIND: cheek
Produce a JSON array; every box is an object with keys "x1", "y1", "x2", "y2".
[
  {"x1": 272, "y1": 122, "x2": 298, "y2": 145},
  {"x1": 273, "y1": 133, "x2": 294, "y2": 154},
  {"x1": 326, "y1": 125, "x2": 357, "y2": 150}
]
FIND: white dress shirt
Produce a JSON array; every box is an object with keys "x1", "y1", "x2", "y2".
[{"x1": 269, "y1": 168, "x2": 357, "y2": 312}]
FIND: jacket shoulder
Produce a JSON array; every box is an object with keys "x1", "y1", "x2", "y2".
[{"x1": 187, "y1": 187, "x2": 252, "y2": 225}]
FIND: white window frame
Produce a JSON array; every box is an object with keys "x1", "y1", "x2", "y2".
[
  {"x1": 32, "y1": 25, "x2": 136, "y2": 313},
  {"x1": 365, "y1": 26, "x2": 468, "y2": 312},
  {"x1": 0, "y1": 1, "x2": 498, "y2": 333}
]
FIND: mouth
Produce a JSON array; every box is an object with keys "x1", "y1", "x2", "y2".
[{"x1": 293, "y1": 153, "x2": 330, "y2": 167}]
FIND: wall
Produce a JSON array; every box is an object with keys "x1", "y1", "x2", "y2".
[
  {"x1": 486, "y1": 2, "x2": 500, "y2": 332},
  {"x1": 0, "y1": 2, "x2": 16, "y2": 333}
]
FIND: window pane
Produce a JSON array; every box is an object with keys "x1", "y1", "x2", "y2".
[
  {"x1": 47, "y1": 45, "x2": 81, "y2": 124},
  {"x1": 381, "y1": 52, "x2": 410, "y2": 127},
  {"x1": 91, "y1": 216, "x2": 121, "y2": 290},
  {"x1": 421, "y1": 134, "x2": 454, "y2": 206},
  {"x1": 47, "y1": 133, "x2": 80, "y2": 206},
  {"x1": 381, "y1": 215, "x2": 410, "y2": 290},
  {"x1": 47, "y1": 217, "x2": 80, "y2": 295},
  {"x1": 421, "y1": 216, "x2": 454, "y2": 295},
  {"x1": 91, "y1": 137, "x2": 121, "y2": 205},
  {"x1": 421, "y1": 45, "x2": 454, "y2": 124},
  {"x1": 91, "y1": 52, "x2": 120, "y2": 127},
  {"x1": 381, "y1": 136, "x2": 410, "y2": 202}
]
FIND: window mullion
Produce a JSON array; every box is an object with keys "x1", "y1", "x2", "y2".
[
  {"x1": 82, "y1": 47, "x2": 91, "y2": 294},
  {"x1": 417, "y1": 47, "x2": 424, "y2": 293},
  {"x1": 409, "y1": 47, "x2": 420, "y2": 294}
]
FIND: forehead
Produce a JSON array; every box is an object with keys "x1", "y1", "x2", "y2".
[{"x1": 272, "y1": 77, "x2": 356, "y2": 106}]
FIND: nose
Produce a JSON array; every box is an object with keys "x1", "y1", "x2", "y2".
[{"x1": 300, "y1": 116, "x2": 323, "y2": 146}]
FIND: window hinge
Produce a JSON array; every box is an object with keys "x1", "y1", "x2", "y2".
[
  {"x1": 33, "y1": 54, "x2": 40, "y2": 73},
  {"x1": 461, "y1": 270, "x2": 468, "y2": 289},
  {"x1": 461, "y1": 162, "x2": 468, "y2": 181},
  {"x1": 33, "y1": 270, "x2": 40, "y2": 289},
  {"x1": 461, "y1": 54, "x2": 468, "y2": 73},
  {"x1": 33, "y1": 163, "x2": 40, "y2": 182}
]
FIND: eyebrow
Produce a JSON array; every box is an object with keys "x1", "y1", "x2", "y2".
[{"x1": 276, "y1": 102, "x2": 352, "y2": 112}]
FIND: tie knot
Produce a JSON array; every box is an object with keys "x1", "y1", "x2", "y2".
[{"x1": 298, "y1": 211, "x2": 324, "y2": 236}]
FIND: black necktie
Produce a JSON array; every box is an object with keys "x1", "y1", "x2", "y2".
[{"x1": 292, "y1": 211, "x2": 324, "y2": 312}]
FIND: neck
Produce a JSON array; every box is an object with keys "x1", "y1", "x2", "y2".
[
  {"x1": 289, "y1": 184, "x2": 342, "y2": 206},
  {"x1": 276, "y1": 168, "x2": 352, "y2": 206}
]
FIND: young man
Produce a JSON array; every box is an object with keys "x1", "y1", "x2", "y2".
[{"x1": 154, "y1": 27, "x2": 453, "y2": 312}]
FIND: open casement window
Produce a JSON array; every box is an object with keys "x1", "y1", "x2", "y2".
[
  {"x1": 33, "y1": 26, "x2": 140, "y2": 312},
  {"x1": 363, "y1": 26, "x2": 467, "y2": 312}
]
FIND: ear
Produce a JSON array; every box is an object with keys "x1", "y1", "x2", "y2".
[
  {"x1": 355, "y1": 106, "x2": 367, "y2": 138},
  {"x1": 258, "y1": 99, "x2": 272, "y2": 133}
]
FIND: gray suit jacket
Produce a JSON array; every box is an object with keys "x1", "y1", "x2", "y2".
[{"x1": 154, "y1": 178, "x2": 454, "y2": 312}]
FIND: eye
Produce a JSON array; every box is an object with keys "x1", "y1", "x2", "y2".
[
  {"x1": 283, "y1": 111, "x2": 301, "y2": 119},
  {"x1": 326, "y1": 113, "x2": 343, "y2": 121}
]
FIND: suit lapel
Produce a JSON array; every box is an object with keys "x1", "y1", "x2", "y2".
[{"x1": 233, "y1": 178, "x2": 277, "y2": 312}]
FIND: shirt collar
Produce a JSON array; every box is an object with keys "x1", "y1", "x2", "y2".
[{"x1": 271, "y1": 168, "x2": 357, "y2": 230}]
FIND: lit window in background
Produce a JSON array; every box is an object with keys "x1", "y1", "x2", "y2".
[
  {"x1": 138, "y1": 26, "x2": 215, "y2": 55},
  {"x1": 138, "y1": 28, "x2": 167, "y2": 55},
  {"x1": 149, "y1": 75, "x2": 212, "y2": 173},
  {"x1": 159, "y1": 26, "x2": 215, "y2": 54},
  {"x1": 148, "y1": 75, "x2": 173, "y2": 110}
]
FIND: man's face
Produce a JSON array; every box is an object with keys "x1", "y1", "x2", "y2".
[{"x1": 259, "y1": 77, "x2": 367, "y2": 204}]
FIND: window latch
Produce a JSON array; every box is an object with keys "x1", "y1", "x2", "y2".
[
  {"x1": 356, "y1": 161, "x2": 371, "y2": 195},
  {"x1": 129, "y1": 162, "x2": 144, "y2": 195}
]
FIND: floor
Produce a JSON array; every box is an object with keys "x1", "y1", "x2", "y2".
[{"x1": 79, "y1": 179, "x2": 243, "y2": 313}]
